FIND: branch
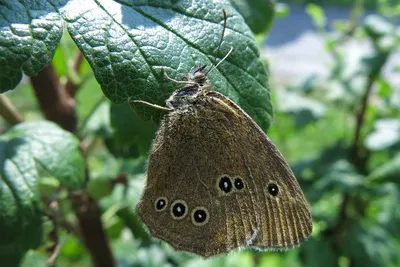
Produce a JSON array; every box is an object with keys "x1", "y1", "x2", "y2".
[
  {"x1": 70, "y1": 191, "x2": 115, "y2": 267},
  {"x1": 330, "y1": 194, "x2": 350, "y2": 251},
  {"x1": 0, "y1": 94, "x2": 23, "y2": 126},
  {"x1": 349, "y1": 74, "x2": 376, "y2": 170},
  {"x1": 30, "y1": 65, "x2": 77, "y2": 132}
]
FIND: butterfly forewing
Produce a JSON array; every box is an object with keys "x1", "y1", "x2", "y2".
[
  {"x1": 137, "y1": 100, "x2": 261, "y2": 257},
  {"x1": 137, "y1": 88, "x2": 312, "y2": 257}
]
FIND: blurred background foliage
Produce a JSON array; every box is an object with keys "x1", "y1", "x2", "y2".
[{"x1": 1, "y1": 0, "x2": 400, "y2": 266}]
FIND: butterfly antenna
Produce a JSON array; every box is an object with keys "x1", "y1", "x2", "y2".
[
  {"x1": 206, "y1": 46, "x2": 233, "y2": 76},
  {"x1": 205, "y1": 9, "x2": 231, "y2": 76},
  {"x1": 216, "y1": 8, "x2": 227, "y2": 54}
]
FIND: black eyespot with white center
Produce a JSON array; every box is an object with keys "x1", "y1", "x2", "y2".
[
  {"x1": 191, "y1": 207, "x2": 209, "y2": 226},
  {"x1": 170, "y1": 200, "x2": 188, "y2": 220},
  {"x1": 154, "y1": 197, "x2": 168, "y2": 212},
  {"x1": 268, "y1": 183, "x2": 279, "y2": 196},
  {"x1": 234, "y1": 178, "x2": 244, "y2": 190},
  {"x1": 218, "y1": 176, "x2": 232, "y2": 193}
]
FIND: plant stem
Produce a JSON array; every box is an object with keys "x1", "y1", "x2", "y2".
[
  {"x1": 331, "y1": 194, "x2": 350, "y2": 251},
  {"x1": 350, "y1": 74, "x2": 376, "y2": 170},
  {"x1": 70, "y1": 191, "x2": 115, "y2": 267},
  {"x1": 0, "y1": 94, "x2": 23, "y2": 126},
  {"x1": 65, "y1": 51, "x2": 85, "y2": 97},
  {"x1": 30, "y1": 65, "x2": 77, "y2": 132}
]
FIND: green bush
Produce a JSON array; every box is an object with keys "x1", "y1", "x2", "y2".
[{"x1": 0, "y1": 0, "x2": 399, "y2": 266}]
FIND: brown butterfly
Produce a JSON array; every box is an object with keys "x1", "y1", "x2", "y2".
[{"x1": 133, "y1": 9, "x2": 312, "y2": 258}]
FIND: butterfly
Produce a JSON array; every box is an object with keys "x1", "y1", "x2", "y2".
[{"x1": 133, "y1": 9, "x2": 312, "y2": 258}]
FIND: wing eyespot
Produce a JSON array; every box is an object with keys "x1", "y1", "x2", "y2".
[
  {"x1": 234, "y1": 177, "x2": 244, "y2": 190},
  {"x1": 267, "y1": 182, "x2": 279, "y2": 196},
  {"x1": 170, "y1": 200, "x2": 188, "y2": 220},
  {"x1": 191, "y1": 206, "x2": 209, "y2": 226},
  {"x1": 154, "y1": 197, "x2": 168, "y2": 212},
  {"x1": 217, "y1": 175, "x2": 233, "y2": 194}
]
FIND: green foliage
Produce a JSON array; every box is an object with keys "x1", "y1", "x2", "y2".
[
  {"x1": 0, "y1": 121, "x2": 84, "y2": 266},
  {"x1": 0, "y1": 0, "x2": 399, "y2": 266},
  {"x1": 0, "y1": 1, "x2": 64, "y2": 92},
  {"x1": 0, "y1": 0, "x2": 272, "y2": 131}
]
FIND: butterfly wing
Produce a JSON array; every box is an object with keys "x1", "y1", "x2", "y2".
[
  {"x1": 137, "y1": 98, "x2": 261, "y2": 257},
  {"x1": 137, "y1": 90, "x2": 312, "y2": 257},
  {"x1": 205, "y1": 91, "x2": 312, "y2": 249}
]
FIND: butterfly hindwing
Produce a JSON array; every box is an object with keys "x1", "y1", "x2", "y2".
[{"x1": 204, "y1": 91, "x2": 313, "y2": 249}]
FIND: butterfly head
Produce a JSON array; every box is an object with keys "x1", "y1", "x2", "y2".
[
  {"x1": 186, "y1": 65, "x2": 208, "y2": 86},
  {"x1": 166, "y1": 66, "x2": 212, "y2": 111}
]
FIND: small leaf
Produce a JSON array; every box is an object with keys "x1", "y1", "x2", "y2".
[
  {"x1": 377, "y1": 78, "x2": 393, "y2": 98},
  {"x1": 20, "y1": 250, "x2": 48, "y2": 267},
  {"x1": 306, "y1": 4, "x2": 326, "y2": 29},
  {"x1": 360, "y1": 51, "x2": 390, "y2": 78},
  {"x1": 229, "y1": 0, "x2": 275, "y2": 34},
  {"x1": 86, "y1": 178, "x2": 113, "y2": 200},
  {"x1": 80, "y1": 100, "x2": 112, "y2": 138},
  {"x1": 365, "y1": 119, "x2": 400, "y2": 151},
  {"x1": 276, "y1": 89, "x2": 326, "y2": 129},
  {"x1": 364, "y1": 15, "x2": 394, "y2": 41},
  {"x1": 314, "y1": 160, "x2": 365, "y2": 193},
  {"x1": 39, "y1": 176, "x2": 61, "y2": 198},
  {"x1": 275, "y1": 3, "x2": 290, "y2": 18},
  {"x1": 368, "y1": 154, "x2": 400, "y2": 184},
  {"x1": 0, "y1": 0, "x2": 64, "y2": 92}
]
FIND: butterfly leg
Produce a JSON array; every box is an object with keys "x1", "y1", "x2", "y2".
[
  {"x1": 161, "y1": 67, "x2": 197, "y2": 85},
  {"x1": 130, "y1": 99, "x2": 172, "y2": 112}
]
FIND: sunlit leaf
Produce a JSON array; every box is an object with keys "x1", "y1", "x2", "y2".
[{"x1": 365, "y1": 119, "x2": 400, "y2": 151}]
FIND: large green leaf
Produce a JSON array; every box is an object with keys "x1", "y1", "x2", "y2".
[
  {"x1": 62, "y1": 0, "x2": 272, "y2": 129},
  {"x1": 1, "y1": 0, "x2": 272, "y2": 130},
  {"x1": 6, "y1": 121, "x2": 85, "y2": 189},
  {"x1": 0, "y1": 0, "x2": 65, "y2": 92},
  {"x1": 0, "y1": 121, "x2": 85, "y2": 265},
  {"x1": 0, "y1": 139, "x2": 42, "y2": 266}
]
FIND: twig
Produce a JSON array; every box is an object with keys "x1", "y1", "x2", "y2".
[
  {"x1": 47, "y1": 243, "x2": 61, "y2": 266},
  {"x1": 70, "y1": 190, "x2": 115, "y2": 267},
  {"x1": 0, "y1": 94, "x2": 23, "y2": 125},
  {"x1": 350, "y1": 75, "x2": 376, "y2": 169},
  {"x1": 46, "y1": 200, "x2": 61, "y2": 266},
  {"x1": 331, "y1": 194, "x2": 350, "y2": 251},
  {"x1": 65, "y1": 51, "x2": 85, "y2": 97},
  {"x1": 30, "y1": 65, "x2": 77, "y2": 132},
  {"x1": 59, "y1": 220, "x2": 81, "y2": 238},
  {"x1": 110, "y1": 173, "x2": 128, "y2": 187}
]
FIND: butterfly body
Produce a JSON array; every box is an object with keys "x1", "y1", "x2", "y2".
[{"x1": 136, "y1": 67, "x2": 312, "y2": 257}]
